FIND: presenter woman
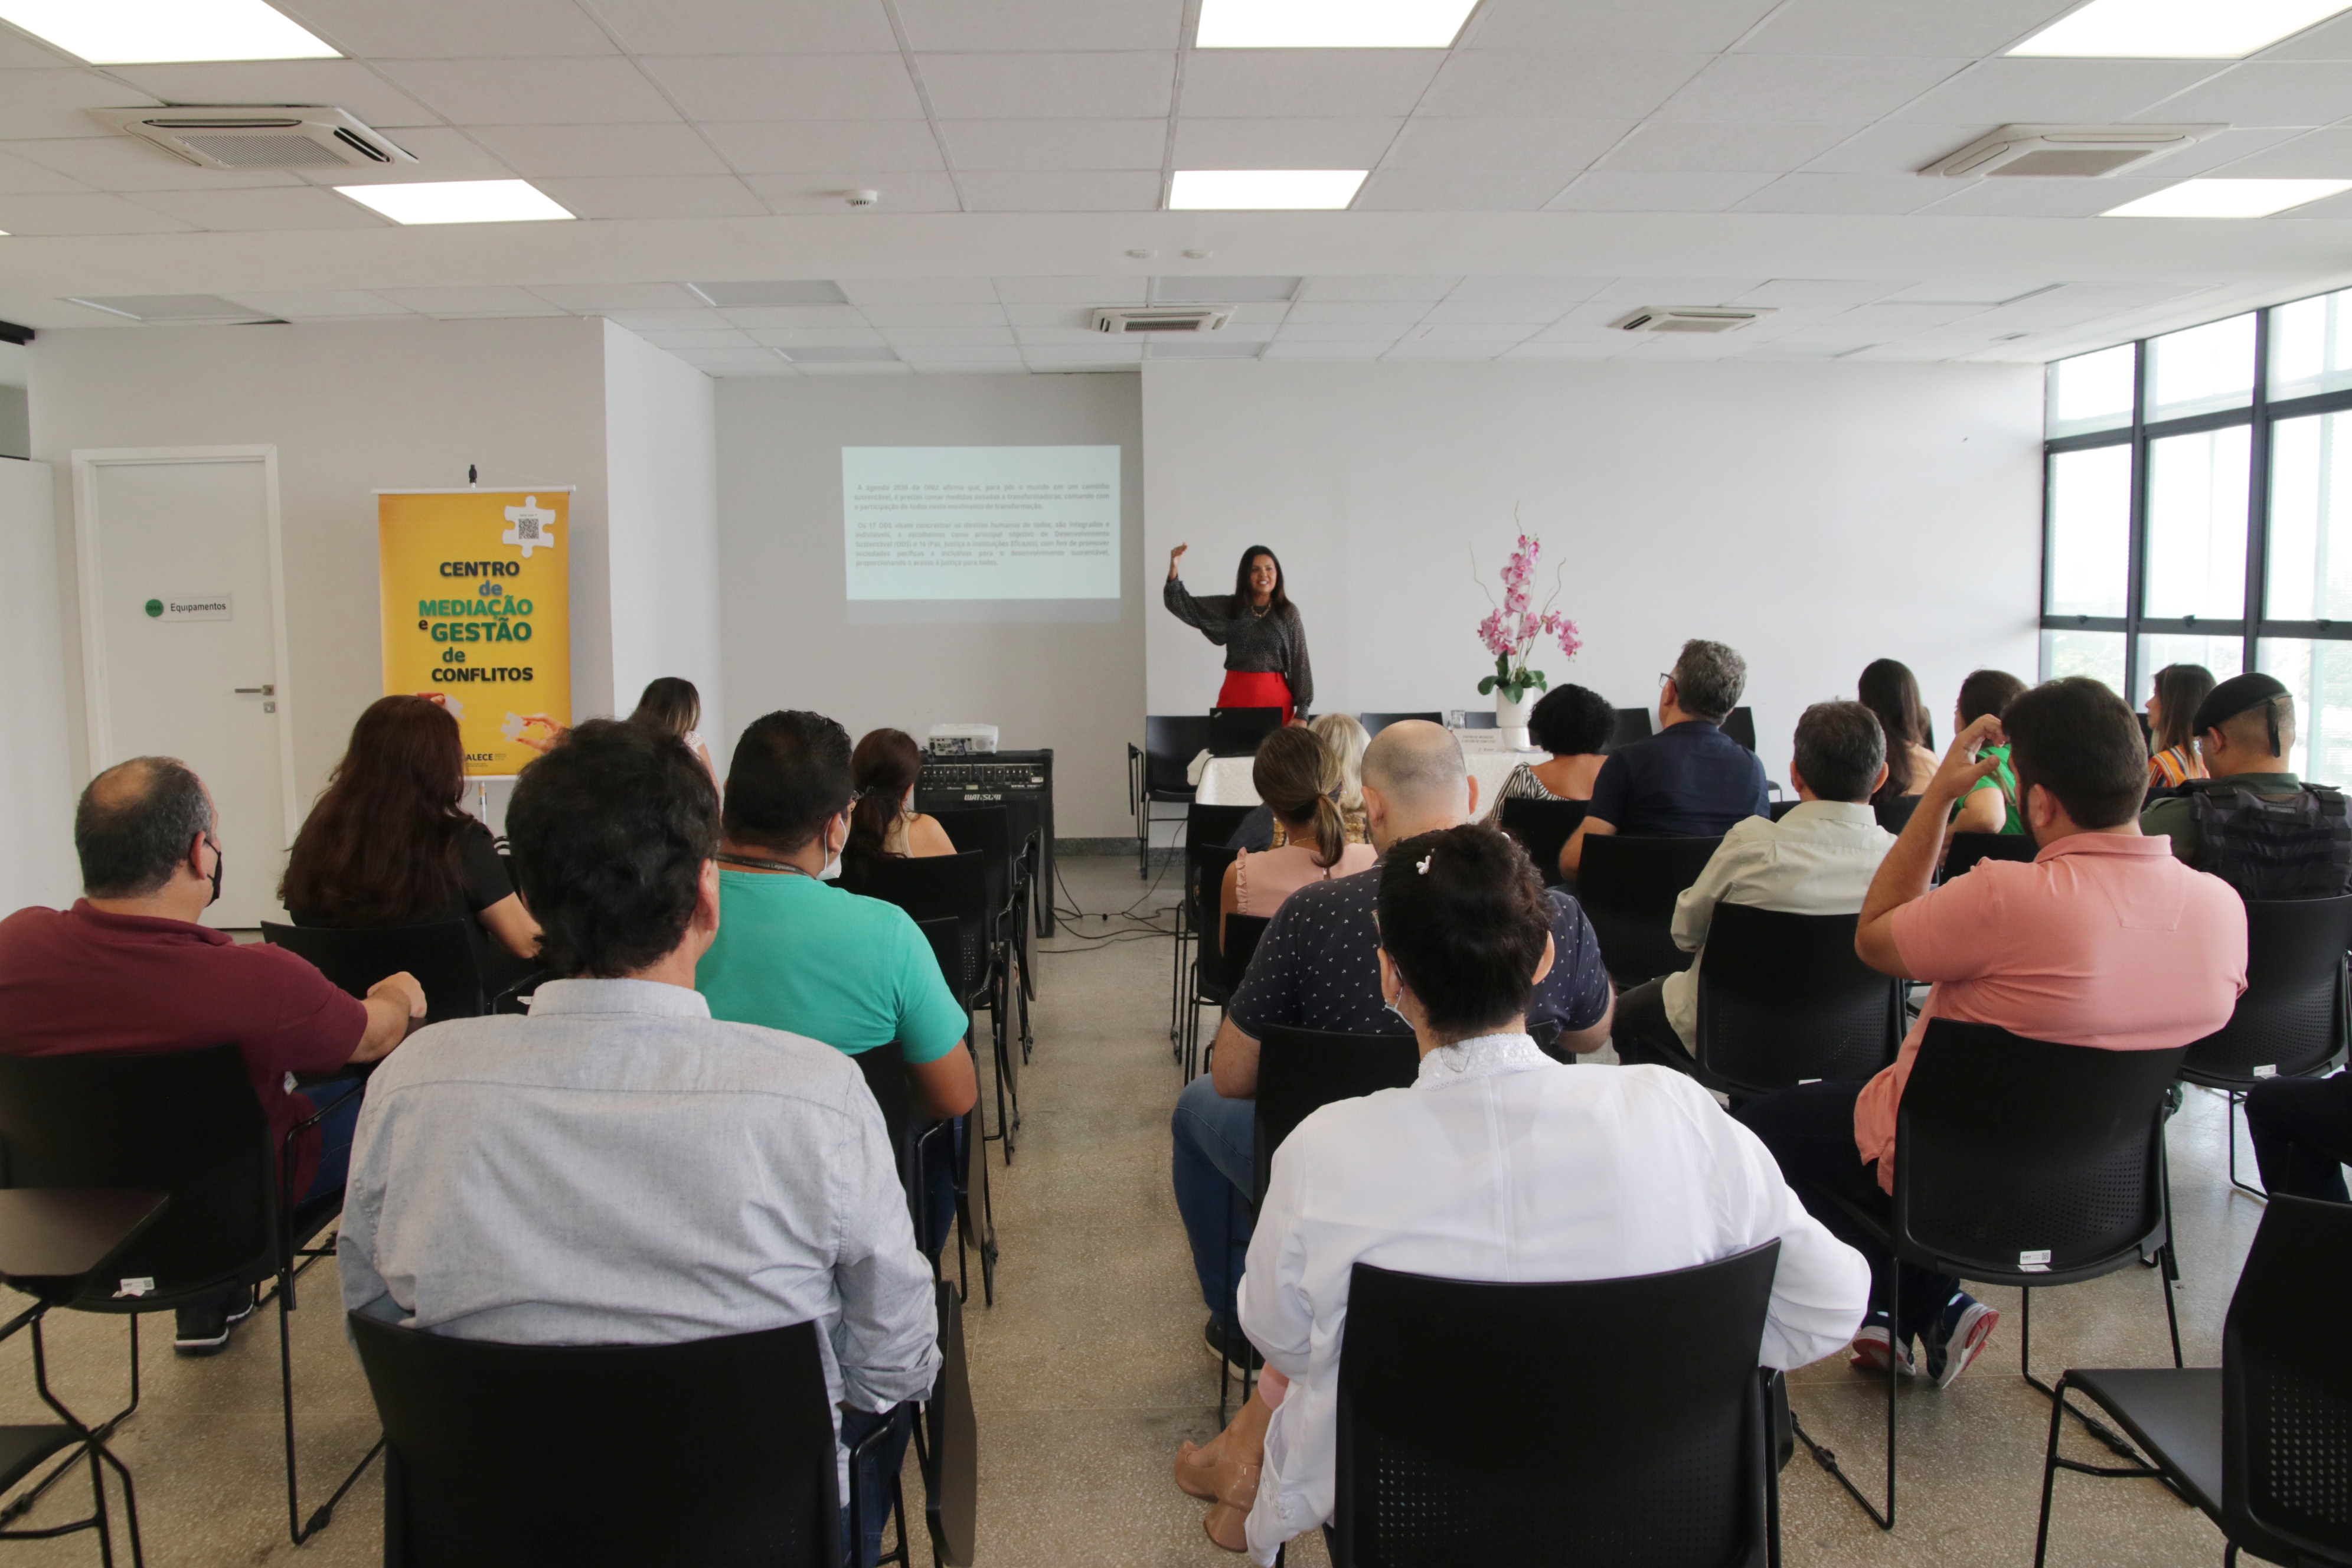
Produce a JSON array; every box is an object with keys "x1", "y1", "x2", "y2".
[{"x1": 1164, "y1": 544, "x2": 1314, "y2": 724}]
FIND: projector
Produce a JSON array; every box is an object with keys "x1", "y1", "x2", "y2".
[{"x1": 928, "y1": 723, "x2": 999, "y2": 756}]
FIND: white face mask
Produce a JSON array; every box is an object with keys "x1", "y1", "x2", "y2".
[{"x1": 818, "y1": 814, "x2": 845, "y2": 881}]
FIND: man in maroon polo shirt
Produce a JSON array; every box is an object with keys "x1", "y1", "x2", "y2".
[{"x1": 0, "y1": 757, "x2": 422, "y2": 1355}]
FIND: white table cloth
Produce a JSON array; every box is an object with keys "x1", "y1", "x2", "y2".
[{"x1": 1194, "y1": 748, "x2": 1547, "y2": 811}]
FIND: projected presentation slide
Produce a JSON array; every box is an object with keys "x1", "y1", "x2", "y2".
[{"x1": 843, "y1": 445, "x2": 1121, "y2": 602}]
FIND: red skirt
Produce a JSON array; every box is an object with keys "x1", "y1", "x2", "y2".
[{"x1": 1217, "y1": 670, "x2": 1293, "y2": 726}]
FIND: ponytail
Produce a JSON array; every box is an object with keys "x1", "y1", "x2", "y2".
[
  {"x1": 1305, "y1": 791, "x2": 1347, "y2": 871},
  {"x1": 1252, "y1": 725, "x2": 1349, "y2": 869},
  {"x1": 847, "y1": 728, "x2": 923, "y2": 862}
]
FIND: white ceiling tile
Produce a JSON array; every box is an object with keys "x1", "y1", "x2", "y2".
[
  {"x1": 1917, "y1": 174, "x2": 2176, "y2": 217},
  {"x1": 1296, "y1": 275, "x2": 1460, "y2": 300},
  {"x1": 2037, "y1": 282, "x2": 2210, "y2": 309},
  {"x1": 373, "y1": 58, "x2": 676, "y2": 125},
  {"x1": 1173, "y1": 117, "x2": 1402, "y2": 167},
  {"x1": 959, "y1": 170, "x2": 1160, "y2": 210},
  {"x1": 1819, "y1": 302, "x2": 1994, "y2": 331},
  {"x1": 1417, "y1": 53, "x2": 1709, "y2": 118},
  {"x1": 1420, "y1": 300, "x2": 1569, "y2": 324},
  {"x1": 907, "y1": 356, "x2": 1030, "y2": 371},
  {"x1": 677, "y1": 348, "x2": 793, "y2": 369},
  {"x1": 1352, "y1": 168, "x2": 1568, "y2": 209},
  {"x1": 940, "y1": 119, "x2": 1166, "y2": 171},
  {"x1": 308, "y1": 125, "x2": 518, "y2": 181},
  {"x1": 740, "y1": 171, "x2": 962, "y2": 211},
  {"x1": 839, "y1": 277, "x2": 1004, "y2": 304},
  {"x1": 1596, "y1": 120, "x2": 1858, "y2": 174},
  {"x1": 1204, "y1": 319, "x2": 1279, "y2": 340},
  {"x1": 1734, "y1": 0, "x2": 2069, "y2": 58},
  {"x1": 1740, "y1": 338, "x2": 1864, "y2": 358},
  {"x1": 857, "y1": 303, "x2": 1011, "y2": 326},
  {"x1": 220, "y1": 289, "x2": 410, "y2": 317},
  {"x1": 605, "y1": 307, "x2": 734, "y2": 329},
  {"x1": 1263, "y1": 339, "x2": 1390, "y2": 358},
  {"x1": 1466, "y1": 0, "x2": 1778, "y2": 52},
  {"x1": 1380, "y1": 117, "x2": 1631, "y2": 172},
  {"x1": 2259, "y1": 11, "x2": 2352, "y2": 60},
  {"x1": 703, "y1": 121, "x2": 945, "y2": 172},
  {"x1": 9, "y1": 136, "x2": 300, "y2": 192},
  {"x1": 2250, "y1": 128, "x2": 2352, "y2": 176},
  {"x1": 724, "y1": 304, "x2": 868, "y2": 327},
  {"x1": 1180, "y1": 51, "x2": 1443, "y2": 118},
  {"x1": 638, "y1": 56, "x2": 923, "y2": 120},
  {"x1": 1886, "y1": 58, "x2": 2226, "y2": 125},
  {"x1": 1501, "y1": 338, "x2": 1622, "y2": 358},
  {"x1": 0, "y1": 191, "x2": 193, "y2": 233},
  {"x1": 1276, "y1": 321, "x2": 1412, "y2": 341},
  {"x1": 1446, "y1": 276, "x2": 1613, "y2": 303},
  {"x1": 2270, "y1": 188, "x2": 2352, "y2": 217},
  {"x1": 1014, "y1": 324, "x2": 1113, "y2": 342},
  {"x1": 995, "y1": 275, "x2": 1151, "y2": 303},
  {"x1": 746, "y1": 326, "x2": 890, "y2": 345},
  {"x1": 1148, "y1": 339, "x2": 1264, "y2": 358},
  {"x1": 105, "y1": 61, "x2": 445, "y2": 128},
  {"x1": 534, "y1": 174, "x2": 767, "y2": 217},
  {"x1": 595, "y1": 0, "x2": 898, "y2": 54},
  {"x1": 1881, "y1": 281, "x2": 2052, "y2": 304},
  {"x1": 466, "y1": 124, "x2": 731, "y2": 178},
  {"x1": 276, "y1": 0, "x2": 619, "y2": 57},
  {"x1": 2133, "y1": 128, "x2": 2309, "y2": 178},
  {"x1": 920, "y1": 53, "x2": 1175, "y2": 117},
  {"x1": 636, "y1": 329, "x2": 759, "y2": 347},
  {"x1": 0, "y1": 69, "x2": 160, "y2": 140},
  {"x1": 0, "y1": 26, "x2": 73, "y2": 67},
  {"x1": 1025, "y1": 339, "x2": 1144, "y2": 357},
  {"x1": 1384, "y1": 340, "x2": 1507, "y2": 358},
  {"x1": 1286, "y1": 299, "x2": 1430, "y2": 322},
  {"x1": 1580, "y1": 276, "x2": 1769, "y2": 303},
  {"x1": 795, "y1": 360, "x2": 912, "y2": 374},
  {"x1": 377, "y1": 286, "x2": 565, "y2": 315},
  {"x1": 2134, "y1": 62, "x2": 2352, "y2": 128},
  {"x1": 1545, "y1": 170, "x2": 1776, "y2": 210},
  {"x1": 897, "y1": 0, "x2": 1181, "y2": 51},
  {"x1": 1731, "y1": 172, "x2": 1943, "y2": 213},
  {"x1": 1654, "y1": 54, "x2": 1969, "y2": 122},
  {"x1": 528, "y1": 283, "x2": 708, "y2": 311},
  {"x1": 884, "y1": 327, "x2": 1019, "y2": 347},
  {"x1": 1801, "y1": 120, "x2": 1998, "y2": 174},
  {"x1": 123, "y1": 187, "x2": 387, "y2": 230},
  {"x1": 1404, "y1": 321, "x2": 1539, "y2": 342}
]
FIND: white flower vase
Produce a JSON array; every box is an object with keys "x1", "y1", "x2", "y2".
[{"x1": 1495, "y1": 689, "x2": 1534, "y2": 752}]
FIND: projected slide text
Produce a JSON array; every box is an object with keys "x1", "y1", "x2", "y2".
[{"x1": 843, "y1": 445, "x2": 1121, "y2": 601}]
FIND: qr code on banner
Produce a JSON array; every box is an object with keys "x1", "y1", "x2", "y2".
[{"x1": 513, "y1": 515, "x2": 543, "y2": 540}]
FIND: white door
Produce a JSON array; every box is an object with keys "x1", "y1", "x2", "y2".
[{"x1": 75, "y1": 449, "x2": 295, "y2": 929}]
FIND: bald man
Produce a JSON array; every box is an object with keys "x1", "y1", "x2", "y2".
[{"x1": 1169, "y1": 721, "x2": 1615, "y2": 1363}]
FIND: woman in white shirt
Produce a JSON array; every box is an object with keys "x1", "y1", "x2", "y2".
[
  {"x1": 1171, "y1": 822, "x2": 1870, "y2": 1560},
  {"x1": 628, "y1": 676, "x2": 717, "y2": 781}
]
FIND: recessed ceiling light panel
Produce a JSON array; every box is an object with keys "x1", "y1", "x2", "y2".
[
  {"x1": 2009, "y1": 0, "x2": 2352, "y2": 58},
  {"x1": 2102, "y1": 178, "x2": 2352, "y2": 217},
  {"x1": 0, "y1": 0, "x2": 339, "y2": 63},
  {"x1": 1169, "y1": 170, "x2": 1366, "y2": 210},
  {"x1": 335, "y1": 180, "x2": 574, "y2": 226},
  {"x1": 1196, "y1": 0, "x2": 1478, "y2": 48}
]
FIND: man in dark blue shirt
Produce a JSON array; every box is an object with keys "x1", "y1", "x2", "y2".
[{"x1": 1560, "y1": 639, "x2": 1770, "y2": 880}]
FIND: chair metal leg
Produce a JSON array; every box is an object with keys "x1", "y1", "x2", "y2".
[
  {"x1": 0, "y1": 1315, "x2": 141, "y2": 1530},
  {"x1": 2225, "y1": 1091, "x2": 2269, "y2": 1200},
  {"x1": 2031, "y1": 1370, "x2": 2069, "y2": 1568},
  {"x1": 11, "y1": 1316, "x2": 146, "y2": 1568},
  {"x1": 1789, "y1": 1258, "x2": 1894, "y2": 1529},
  {"x1": 278, "y1": 1270, "x2": 386, "y2": 1544},
  {"x1": 2018, "y1": 1285, "x2": 2187, "y2": 1484}
]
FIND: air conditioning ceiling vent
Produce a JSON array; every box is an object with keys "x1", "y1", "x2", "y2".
[
  {"x1": 89, "y1": 106, "x2": 416, "y2": 171},
  {"x1": 1608, "y1": 307, "x2": 1775, "y2": 335},
  {"x1": 1090, "y1": 307, "x2": 1234, "y2": 334},
  {"x1": 1923, "y1": 124, "x2": 2221, "y2": 179}
]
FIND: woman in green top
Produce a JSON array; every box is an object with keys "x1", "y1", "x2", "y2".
[{"x1": 1949, "y1": 669, "x2": 2028, "y2": 835}]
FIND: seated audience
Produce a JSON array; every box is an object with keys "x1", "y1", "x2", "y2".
[
  {"x1": 1948, "y1": 668, "x2": 2026, "y2": 836},
  {"x1": 1171, "y1": 721, "x2": 1612, "y2": 1366},
  {"x1": 339, "y1": 721, "x2": 937, "y2": 1566},
  {"x1": 1220, "y1": 726, "x2": 1376, "y2": 942},
  {"x1": 1228, "y1": 713, "x2": 1370, "y2": 852},
  {"x1": 1559, "y1": 639, "x2": 1770, "y2": 879},
  {"x1": 1857, "y1": 658, "x2": 1938, "y2": 803},
  {"x1": 629, "y1": 675, "x2": 717, "y2": 779},
  {"x1": 2246, "y1": 1070, "x2": 2352, "y2": 1203},
  {"x1": 281, "y1": 695, "x2": 542, "y2": 993},
  {"x1": 2141, "y1": 673, "x2": 2352, "y2": 897},
  {"x1": 1172, "y1": 824, "x2": 1869, "y2": 1557},
  {"x1": 847, "y1": 727, "x2": 957, "y2": 863},
  {"x1": 2, "y1": 757, "x2": 420, "y2": 1355},
  {"x1": 1613, "y1": 702, "x2": 1897, "y2": 1079},
  {"x1": 1485, "y1": 682, "x2": 1614, "y2": 816},
  {"x1": 1739, "y1": 679, "x2": 2245, "y2": 1389},
  {"x1": 2145, "y1": 662, "x2": 2216, "y2": 788}
]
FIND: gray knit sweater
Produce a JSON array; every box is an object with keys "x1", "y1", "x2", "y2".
[{"x1": 1163, "y1": 578, "x2": 1314, "y2": 712}]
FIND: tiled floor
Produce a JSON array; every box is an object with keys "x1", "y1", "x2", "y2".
[{"x1": 0, "y1": 853, "x2": 2271, "y2": 1565}]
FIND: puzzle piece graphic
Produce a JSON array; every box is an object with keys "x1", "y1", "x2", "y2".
[{"x1": 502, "y1": 495, "x2": 558, "y2": 558}]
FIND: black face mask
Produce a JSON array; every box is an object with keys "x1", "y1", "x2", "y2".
[{"x1": 204, "y1": 835, "x2": 223, "y2": 907}]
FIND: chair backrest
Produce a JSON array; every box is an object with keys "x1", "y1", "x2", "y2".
[
  {"x1": 1721, "y1": 706, "x2": 1756, "y2": 752},
  {"x1": 1893, "y1": 1020, "x2": 2186, "y2": 1281},
  {"x1": 913, "y1": 918, "x2": 968, "y2": 1024},
  {"x1": 1944, "y1": 831, "x2": 2037, "y2": 880},
  {"x1": 1223, "y1": 914, "x2": 1270, "y2": 994},
  {"x1": 1874, "y1": 795, "x2": 1921, "y2": 834},
  {"x1": 0, "y1": 1043, "x2": 275, "y2": 1307},
  {"x1": 261, "y1": 919, "x2": 485, "y2": 1024},
  {"x1": 1252, "y1": 1025, "x2": 1420, "y2": 1200},
  {"x1": 1335, "y1": 1244, "x2": 1780, "y2": 1568},
  {"x1": 2223, "y1": 1194, "x2": 2352, "y2": 1565},
  {"x1": 1694, "y1": 905, "x2": 1899, "y2": 1099},
  {"x1": 1611, "y1": 707, "x2": 1654, "y2": 751},
  {"x1": 1357, "y1": 712, "x2": 1442, "y2": 738},
  {"x1": 1188, "y1": 802, "x2": 1256, "y2": 852},
  {"x1": 1185, "y1": 843, "x2": 1241, "y2": 997},
  {"x1": 1210, "y1": 706, "x2": 1284, "y2": 756},
  {"x1": 1576, "y1": 835, "x2": 1724, "y2": 984},
  {"x1": 1767, "y1": 799, "x2": 1801, "y2": 822},
  {"x1": 841, "y1": 852, "x2": 990, "y2": 1001},
  {"x1": 2183, "y1": 895, "x2": 2352, "y2": 1086},
  {"x1": 925, "y1": 1280, "x2": 978, "y2": 1568},
  {"x1": 1144, "y1": 714, "x2": 1213, "y2": 795},
  {"x1": 1499, "y1": 798, "x2": 1586, "y2": 883},
  {"x1": 925, "y1": 805, "x2": 1012, "y2": 919},
  {"x1": 851, "y1": 1043, "x2": 920, "y2": 1231},
  {"x1": 351, "y1": 1315, "x2": 842, "y2": 1568}
]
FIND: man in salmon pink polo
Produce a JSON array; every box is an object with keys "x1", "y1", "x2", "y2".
[{"x1": 1738, "y1": 677, "x2": 2245, "y2": 1390}]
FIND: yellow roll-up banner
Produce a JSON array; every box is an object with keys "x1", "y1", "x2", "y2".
[{"x1": 377, "y1": 488, "x2": 573, "y2": 778}]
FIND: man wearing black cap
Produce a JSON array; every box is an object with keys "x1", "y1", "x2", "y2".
[{"x1": 2139, "y1": 672, "x2": 2351, "y2": 899}]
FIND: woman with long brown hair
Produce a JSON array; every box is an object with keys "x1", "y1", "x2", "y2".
[
  {"x1": 1217, "y1": 725, "x2": 1374, "y2": 943},
  {"x1": 844, "y1": 728, "x2": 956, "y2": 866},
  {"x1": 1856, "y1": 658, "x2": 1938, "y2": 804},
  {"x1": 281, "y1": 695, "x2": 540, "y2": 972},
  {"x1": 2146, "y1": 663, "x2": 2217, "y2": 787},
  {"x1": 628, "y1": 675, "x2": 717, "y2": 779},
  {"x1": 1164, "y1": 543, "x2": 1314, "y2": 725}
]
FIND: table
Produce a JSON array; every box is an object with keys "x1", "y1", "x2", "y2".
[{"x1": 1194, "y1": 747, "x2": 1547, "y2": 811}]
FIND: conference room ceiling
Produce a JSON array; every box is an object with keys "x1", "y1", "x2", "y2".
[{"x1": 5, "y1": 0, "x2": 2352, "y2": 374}]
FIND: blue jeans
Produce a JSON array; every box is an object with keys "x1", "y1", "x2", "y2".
[
  {"x1": 1171, "y1": 1074, "x2": 1256, "y2": 1335},
  {"x1": 840, "y1": 1404, "x2": 912, "y2": 1567},
  {"x1": 301, "y1": 1074, "x2": 368, "y2": 1206}
]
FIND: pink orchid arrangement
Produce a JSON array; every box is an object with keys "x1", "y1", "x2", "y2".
[{"x1": 1475, "y1": 532, "x2": 1582, "y2": 704}]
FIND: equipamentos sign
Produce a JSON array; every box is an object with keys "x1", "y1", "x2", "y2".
[{"x1": 377, "y1": 488, "x2": 573, "y2": 778}]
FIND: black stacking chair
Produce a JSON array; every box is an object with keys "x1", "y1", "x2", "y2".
[
  {"x1": 1223, "y1": 916, "x2": 1270, "y2": 999},
  {"x1": 914, "y1": 920, "x2": 995, "y2": 1309},
  {"x1": 1333, "y1": 1245, "x2": 1784, "y2": 1568},
  {"x1": 1693, "y1": 905, "x2": 1902, "y2": 1103},
  {"x1": 1794, "y1": 1021, "x2": 2187, "y2": 1531},
  {"x1": 1610, "y1": 708, "x2": 1654, "y2": 751},
  {"x1": 351, "y1": 1315, "x2": 853, "y2": 1568},
  {"x1": 916, "y1": 1280, "x2": 976, "y2": 1568},
  {"x1": 1210, "y1": 707, "x2": 1284, "y2": 757},
  {"x1": 1180, "y1": 844, "x2": 1242, "y2": 1080},
  {"x1": 1129, "y1": 714, "x2": 1212, "y2": 878},
  {"x1": 2032, "y1": 1194, "x2": 2352, "y2": 1568},
  {"x1": 2180, "y1": 894, "x2": 2352, "y2": 1197},
  {"x1": 1356, "y1": 712, "x2": 1442, "y2": 737},
  {"x1": 0, "y1": 1044, "x2": 379, "y2": 1546},
  {"x1": 924, "y1": 807, "x2": 1031, "y2": 1064},
  {"x1": 262, "y1": 920, "x2": 485, "y2": 1024},
  {"x1": 1498, "y1": 798, "x2": 1585, "y2": 886},
  {"x1": 1874, "y1": 795, "x2": 1921, "y2": 834},
  {"x1": 1944, "y1": 831, "x2": 2037, "y2": 880},
  {"x1": 1723, "y1": 706, "x2": 1757, "y2": 751},
  {"x1": 1574, "y1": 834, "x2": 1723, "y2": 986},
  {"x1": 1768, "y1": 799, "x2": 1802, "y2": 822},
  {"x1": 1171, "y1": 804, "x2": 1257, "y2": 1047}
]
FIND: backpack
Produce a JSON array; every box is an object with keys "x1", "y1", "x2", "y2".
[{"x1": 2188, "y1": 782, "x2": 2352, "y2": 899}]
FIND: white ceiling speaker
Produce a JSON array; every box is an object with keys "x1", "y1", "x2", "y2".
[
  {"x1": 1090, "y1": 306, "x2": 1234, "y2": 334},
  {"x1": 89, "y1": 106, "x2": 416, "y2": 171},
  {"x1": 1922, "y1": 125, "x2": 2222, "y2": 179},
  {"x1": 1608, "y1": 307, "x2": 1776, "y2": 334}
]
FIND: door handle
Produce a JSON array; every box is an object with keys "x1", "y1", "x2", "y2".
[{"x1": 234, "y1": 685, "x2": 275, "y2": 695}]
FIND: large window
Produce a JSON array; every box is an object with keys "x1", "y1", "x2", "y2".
[{"x1": 2042, "y1": 287, "x2": 2352, "y2": 778}]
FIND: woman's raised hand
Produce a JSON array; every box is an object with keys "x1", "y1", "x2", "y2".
[{"x1": 1168, "y1": 543, "x2": 1188, "y2": 580}]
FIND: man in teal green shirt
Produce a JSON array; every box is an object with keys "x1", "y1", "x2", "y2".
[{"x1": 696, "y1": 711, "x2": 978, "y2": 1124}]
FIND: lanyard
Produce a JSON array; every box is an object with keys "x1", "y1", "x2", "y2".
[{"x1": 716, "y1": 852, "x2": 817, "y2": 879}]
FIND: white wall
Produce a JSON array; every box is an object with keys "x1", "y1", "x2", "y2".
[
  {"x1": 0, "y1": 460, "x2": 80, "y2": 908},
  {"x1": 603, "y1": 321, "x2": 724, "y2": 746},
  {"x1": 716, "y1": 372, "x2": 1145, "y2": 839},
  {"x1": 1143, "y1": 360, "x2": 2044, "y2": 786}
]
